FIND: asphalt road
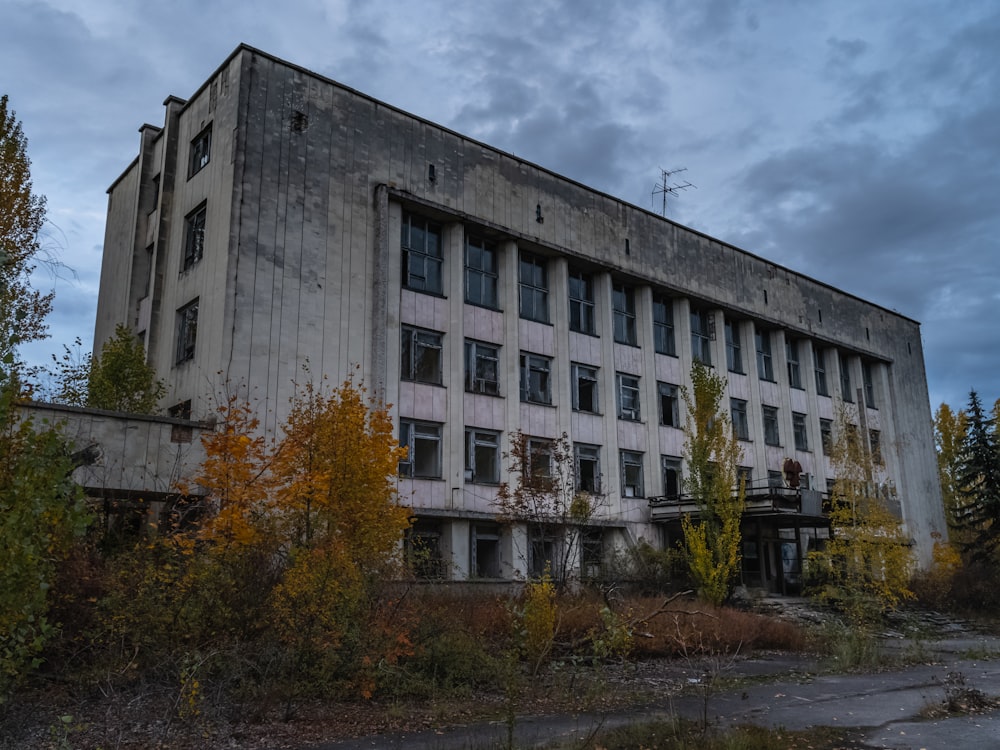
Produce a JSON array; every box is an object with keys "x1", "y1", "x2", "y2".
[{"x1": 320, "y1": 622, "x2": 1000, "y2": 749}]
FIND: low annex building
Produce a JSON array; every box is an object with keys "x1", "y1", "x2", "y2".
[{"x1": 93, "y1": 44, "x2": 946, "y2": 592}]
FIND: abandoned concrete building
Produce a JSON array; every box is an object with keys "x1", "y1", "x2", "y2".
[{"x1": 93, "y1": 44, "x2": 945, "y2": 593}]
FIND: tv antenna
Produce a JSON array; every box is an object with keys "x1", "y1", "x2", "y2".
[{"x1": 652, "y1": 167, "x2": 695, "y2": 217}]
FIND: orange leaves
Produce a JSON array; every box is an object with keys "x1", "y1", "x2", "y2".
[{"x1": 271, "y1": 379, "x2": 411, "y2": 567}]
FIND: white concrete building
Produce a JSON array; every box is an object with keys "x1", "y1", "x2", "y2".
[{"x1": 94, "y1": 45, "x2": 945, "y2": 591}]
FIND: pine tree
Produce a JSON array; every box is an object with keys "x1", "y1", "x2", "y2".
[{"x1": 952, "y1": 390, "x2": 1000, "y2": 561}]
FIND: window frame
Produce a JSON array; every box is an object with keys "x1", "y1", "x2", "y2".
[
  {"x1": 786, "y1": 338, "x2": 803, "y2": 389},
  {"x1": 839, "y1": 352, "x2": 853, "y2": 402},
  {"x1": 755, "y1": 327, "x2": 774, "y2": 381},
  {"x1": 814, "y1": 347, "x2": 829, "y2": 396},
  {"x1": 574, "y1": 443, "x2": 602, "y2": 494},
  {"x1": 862, "y1": 360, "x2": 877, "y2": 409},
  {"x1": 519, "y1": 352, "x2": 553, "y2": 405},
  {"x1": 188, "y1": 124, "x2": 212, "y2": 178},
  {"x1": 399, "y1": 419, "x2": 443, "y2": 479},
  {"x1": 465, "y1": 235, "x2": 499, "y2": 309},
  {"x1": 518, "y1": 252, "x2": 549, "y2": 323},
  {"x1": 620, "y1": 450, "x2": 645, "y2": 498},
  {"x1": 464, "y1": 339, "x2": 500, "y2": 396},
  {"x1": 657, "y1": 381, "x2": 680, "y2": 428},
  {"x1": 652, "y1": 294, "x2": 676, "y2": 356},
  {"x1": 616, "y1": 372, "x2": 641, "y2": 421},
  {"x1": 792, "y1": 411, "x2": 809, "y2": 451},
  {"x1": 568, "y1": 268, "x2": 596, "y2": 335},
  {"x1": 175, "y1": 299, "x2": 199, "y2": 364},
  {"x1": 401, "y1": 213, "x2": 444, "y2": 295},
  {"x1": 465, "y1": 428, "x2": 501, "y2": 484},
  {"x1": 661, "y1": 456, "x2": 682, "y2": 499},
  {"x1": 612, "y1": 283, "x2": 638, "y2": 346},
  {"x1": 690, "y1": 308, "x2": 713, "y2": 365},
  {"x1": 762, "y1": 404, "x2": 780, "y2": 446},
  {"x1": 820, "y1": 418, "x2": 833, "y2": 456},
  {"x1": 725, "y1": 318, "x2": 744, "y2": 374},
  {"x1": 731, "y1": 398, "x2": 750, "y2": 441},
  {"x1": 571, "y1": 362, "x2": 599, "y2": 413},
  {"x1": 183, "y1": 202, "x2": 207, "y2": 271},
  {"x1": 401, "y1": 326, "x2": 444, "y2": 385}
]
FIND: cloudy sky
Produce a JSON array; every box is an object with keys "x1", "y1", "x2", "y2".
[{"x1": 2, "y1": 0, "x2": 997, "y2": 411}]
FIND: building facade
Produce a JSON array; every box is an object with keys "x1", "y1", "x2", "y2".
[{"x1": 94, "y1": 45, "x2": 946, "y2": 588}]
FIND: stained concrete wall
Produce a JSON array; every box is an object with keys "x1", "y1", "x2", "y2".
[{"x1": 95, "y1": 44, "x2": 945, "y2": 569}]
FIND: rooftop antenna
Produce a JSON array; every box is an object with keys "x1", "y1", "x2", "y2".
[{"x1": 652, "y1": 167, "x2": 695, "y2": 217}]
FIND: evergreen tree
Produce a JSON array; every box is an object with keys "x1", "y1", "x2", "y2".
[{"x1": 952, "y1": 390, "x2": 1000, "y2": 561}]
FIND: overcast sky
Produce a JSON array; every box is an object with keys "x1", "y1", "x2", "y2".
[{"x1": 2, "y1": 0, "x2": 997, "y2": 411}]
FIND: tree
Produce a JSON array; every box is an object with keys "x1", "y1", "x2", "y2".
[
  {"x1": 495, "y1": 431, "x2": 606, "y2": 588},
  {"x1": 87, "y1": 324, "x2": 165, "y2": 413},
  {"x1": 807, "y1": 404, "x2": 913, "y2": 625},
  {"x1": 0, "y1": 95, "x2": 51, "y2": 382},
  {"x1": 0, "y1": 95, "x2": 90, "y2": 697},
  {"x1": 952, "y1": 390, "x2": 1000, "y2": 562},
  {"x1": 44, "y1": 326, "x2": 164, "y2": 413},
  {"x1": 679, "y1": 360, "x2": 745, "y2": 607},
  {"x1": 934, "y1": 402, "x2": 968, "y2": 530}
]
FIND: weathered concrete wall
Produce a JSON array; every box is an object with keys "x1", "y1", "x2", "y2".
[{"x1": 19, "y1": 402, "x2": 209, "y2": 498}]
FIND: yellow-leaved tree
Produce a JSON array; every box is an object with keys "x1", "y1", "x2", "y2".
[
  {"x1": 268, "y1": 378, "x2": 413, "y2": 700},
  {"x1": 807, "y1": 404, "x2": 913, "y2": 625},
  {"x1": 680, "y1": 360, "x2": 745, "y2": 607}
]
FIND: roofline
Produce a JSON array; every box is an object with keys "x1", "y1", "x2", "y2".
[{"x1": 122, "y1": 42, "x2": 923, "y2": 327}]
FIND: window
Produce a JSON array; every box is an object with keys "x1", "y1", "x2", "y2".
[
  {"x1": 814, "y1": 347, "x2": 829, "y2": 396},
  {"x1": 620, "y1": 450, "x2": 644, "y2": 498},
  {"x1": 472, "y1": 524, "x2": 501, "y2": 578},
  {"x1": 690, "y1": 308, "x2": 713, "y2": 365},
  {"x1": 617, "y1": 373, "x2": 641, "y2": 421},
  {"x1": 839, "y1": 352, "x2": 853, "y2": 402},
  {"x1": 568, "y1": 268, "x2": 596, "y2": 335},
  {"x1": 762, "y1": 405, "x2": 780, "y2": 446},
  {"x1": 526, "y1": 438, "x2": 553, "y2": 479},
  {"x1": 863, "y1": 361, "x2": 876, "y2": 408},
  {"x1": 661, "y1": 456, "x2": 681, "y2": 498},
  {"x1": 465, "y1": 340, "x2": 500, "y2": 395},
  {"x1": 731, "y1": 398, "x2": 750, "y2": 440},
  {"x1": 869, "y1": 429, "x2": 883, "y2": 465},
  {"x1": 399, "y1": 420, "x2": 442, "y2": 478},
  {"x1": 401, "y1": 213, "x2": 443, "y2": 294},
  {"x1": 519, "y1": 252, "x2": 549, "y2": 322},
  {"x1": 820, "y1": 418, "x2": 833, "y2": 455},
  {"x1": 189, "y1": 125, "x2": 212, "y2": 177},
  {"x1": 520, "y1": 352, "x2": 552, "y2": 404},
  {"x1": 793, "y1": 412, "x2": 809, "y2": 451},
  {"x1": 401, "y1": 326, "x2": 443, "y2": 384},
  {"x1": 571, "y1": 363, "x2": 599, "y2": 413},
  {"x1": 575, "y1": 443, "x2": 601, "y2": 494},
  {"x1": 465, "y1": 236, "x2": 499, "y2": 308},
  {"x1": 786, "y1": 338, "x2": 802, "y2": 389},
  {"x1": 657, "y1": 382, "x2": 680, "y2": 428},
  {"x1": 768, "y1": 470, "x2": 784, "y2": 488},
  {"x1": 755, "y1": 327, "x2": 774, "y2": 381},
  {"x1": 652, "y1": 295, "x2": 676, "y2": 356},
  {"x1": 465, "y1": 428, "x2": 500, "y2": 484},
  {"x1": 725, "y1": 318, "x2": 743, "y2": 373},
  {"x1": 612, "y1": 284, "x2": 637, "y2": 346},
  {"x1": 175, "y1": 299, "x2": 198, "y2": 364},
  {"x1": 737, "y1": 466, "x2": 753, "y2": 491},
  {"x1": 183, "y1": 203, "x2": 206, "y2": 270},
  {"x1": 406, "y1": 520, "x2": 444, "y2": 579}
]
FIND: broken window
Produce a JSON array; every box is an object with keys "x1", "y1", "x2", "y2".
[
  {"x1": 399, "y1": 420, "x2": 442, "y2": 478},
  {"x1": 402, "y1": 213, "x2": 443, "y2": 294},
  {"x1": 401, "y1": 326, "x2": 443, "y2": 384}
]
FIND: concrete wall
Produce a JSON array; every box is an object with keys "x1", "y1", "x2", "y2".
[{"x1": 95, "y1": 44, "x2": 946, "y2": 570}]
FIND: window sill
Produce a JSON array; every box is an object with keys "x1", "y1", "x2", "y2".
[
  {"x1": 403, "y1": 287, "x2": 448, "y2": 299},
  {"x1": 466, "y1": 389, "x2": 504, "y2": 398}
]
